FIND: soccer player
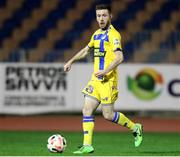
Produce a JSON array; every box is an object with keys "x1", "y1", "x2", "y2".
[{"x1": 64, "y1": 4, "x2": 143, "y2": 154}]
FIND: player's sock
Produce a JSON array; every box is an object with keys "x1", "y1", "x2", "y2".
[
  {"x1": 112, "y1": 112, "x2": 135, "y2": 131},
  {"x1": 83, "y1": 116, "x2": 94, "y2": 145}
]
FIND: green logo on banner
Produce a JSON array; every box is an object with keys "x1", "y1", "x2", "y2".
[{"x1": 127, "y1": 68, "x2": 163, "y2": 101}]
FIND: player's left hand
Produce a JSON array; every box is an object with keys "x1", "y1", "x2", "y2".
[{"x1": 94, "y1": 70, "x2": 106, "y2": 78}]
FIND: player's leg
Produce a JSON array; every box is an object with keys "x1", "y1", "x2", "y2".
[
  {"x1": 101, "y1": 81, "x2": 143, "y2": 147},
  {"x1": 101, "y1": 104, "x2": 143, "y2": 147},
  {"x1": 101, "y1": 104, "x2": 135, "y2": 131},
  {"x1": 82, "y1": 96, "x2": 99, "y2": 147},
  {"x1": 100, "y1": 81, "x2": 133, "y2": 128},
  {"x1": 73, "y1": 96, "x2": 99, "y2": 154}
]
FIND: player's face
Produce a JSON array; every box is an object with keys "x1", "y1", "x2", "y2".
[{"x1": 96, "y1": 9, "x2": 111, "y2": 30}]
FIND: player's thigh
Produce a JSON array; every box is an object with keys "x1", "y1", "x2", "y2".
[
  {"x1": 101, "y1": 104, "x2": 115, "y2": 120},
  {"x1": 100, "y1": 81, "x2": 118, "y2": 104},
  {"x1": 82, "y1": 96, "x2": 100, "y2": 116}
]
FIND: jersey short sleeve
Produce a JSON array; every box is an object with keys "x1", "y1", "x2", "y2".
[
  {"x1": 110, "y1": 32, "x2": 122, "y2": 52},
  {"x1": 88, "y1": 34, "x2": 94, "y2": 48}
]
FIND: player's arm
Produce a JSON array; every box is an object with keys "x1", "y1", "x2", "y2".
[
  {"x1": 95, "y1": 50, "x2": 124, "y2": 77},
  {"x1": 64, "y1": 46, "x2": 91, "y2": 72},
  {"x1": 104, "y1": 50, "x2": 123, "y2": 73}
]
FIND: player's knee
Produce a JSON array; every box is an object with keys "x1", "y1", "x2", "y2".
[
  {"x1": 102, "y1": 111, "x2": 114, "y2": 121},
  {"x1": 82, "y1": 107, "x2": 93, "y2": 116}
]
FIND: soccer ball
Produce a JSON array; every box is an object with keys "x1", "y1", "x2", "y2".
[{"x1": 47, "y1": 134, "x2": 67, "y2": 153}]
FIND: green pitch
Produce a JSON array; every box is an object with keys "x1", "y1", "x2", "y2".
[{"x1": 0, "y1": 131, "x2": 180, "y2": 156}]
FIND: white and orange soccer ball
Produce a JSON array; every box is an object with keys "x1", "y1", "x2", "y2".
[{"x1": 47, "y1": 134, "x2": 67, "y2": 153}]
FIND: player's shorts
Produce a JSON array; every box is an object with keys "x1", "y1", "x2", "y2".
[{"x1": 82, "y1": 80, "x2": 118, "y2": 105}]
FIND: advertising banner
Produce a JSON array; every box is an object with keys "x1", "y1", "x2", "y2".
[
  {"x1": 0, "y1": 63, "x2": 179, "y2": 114},
  {"x1": 116, "y1": 64, "x2": 180, "y2": 111},
  {"x1": 0, "y1": 63, "x2": 73, "y2": 114}
]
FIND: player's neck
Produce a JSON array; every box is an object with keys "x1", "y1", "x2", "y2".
[{"x1": 101, "y1": 23, "x2": 111, "y2": 31}]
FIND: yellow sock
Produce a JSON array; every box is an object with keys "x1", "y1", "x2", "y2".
[
  {"x1": 83, "y1": 116, "x2": 94, "y2": 145},
  {"x1": 112, "y1": 112, "x2": 135, "y2": 131}
]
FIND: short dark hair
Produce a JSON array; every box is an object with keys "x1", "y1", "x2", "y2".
[{"x1": 95, "y1": 4, "x2": 111, "y2": 13}]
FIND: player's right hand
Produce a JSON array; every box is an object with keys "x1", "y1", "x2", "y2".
[{"x1": 64, "y1": 62, "x2": 72, "y2": 72}]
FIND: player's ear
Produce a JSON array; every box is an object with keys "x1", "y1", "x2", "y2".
[{"x1": 110, "y1": 14, "x2": 113, "y2": 19}]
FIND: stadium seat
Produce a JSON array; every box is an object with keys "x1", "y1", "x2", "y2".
[{"x1": 0, "y1": 0, "x2": 179, "y2": 63}]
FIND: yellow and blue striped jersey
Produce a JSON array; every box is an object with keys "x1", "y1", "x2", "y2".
[{"x1": 88, "y1": 25, "x2": 122, "y2": 82}]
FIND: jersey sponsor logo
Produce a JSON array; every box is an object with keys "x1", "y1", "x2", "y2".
[{"x1": 94, "y1": 48, "x2": 106, "y2": 57}]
